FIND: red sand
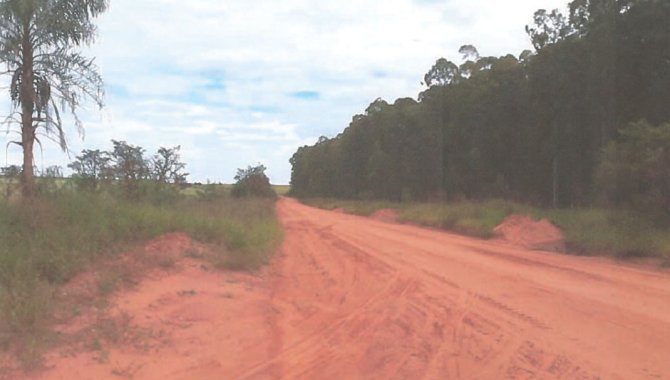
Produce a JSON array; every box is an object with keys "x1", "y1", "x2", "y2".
[
  {"x1": 493, "y1": 214, "x2": 566, "y2": 252},
  {"x1": 370, "y1": 208, "x2": 399, "y2": 223}
]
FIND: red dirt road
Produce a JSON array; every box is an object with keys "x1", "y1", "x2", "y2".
[
  {"x1": 20, "y1": 198, "x2": 670, "y2": 379},
  {"x1": 252, "y1": 198, "x2": 670, "y2": 379}
]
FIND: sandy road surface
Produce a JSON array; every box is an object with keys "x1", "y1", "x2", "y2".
[
  {"x1": 247, "y1": 198, "x2": 670, "y2": 379},
  {"x1": 17, "y1": 198, "x2": 670, "y2": 379}
]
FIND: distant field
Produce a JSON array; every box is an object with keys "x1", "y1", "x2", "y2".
[
  {"x1": 302, "y1": 198, "x2": 670, "y2": 261},
  {"x1": 0, "y1": 177, "x2": 18, "y2": 188},
  {"x1": 272, "y1": 185, "x2": 290, "y2": 196},
  {"x1": 1, "y1": 179, "x2": 289, "y2": 199},
  {"x1": 1, "y1": 177, "x2": 76, "y2": 198},
  {"x1": 181, "y1": 183, "x2": 288, "y2": 197}
]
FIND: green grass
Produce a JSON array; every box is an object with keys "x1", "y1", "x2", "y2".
[
  {"x1": 536, "y1": 208, "x2": 670, "y2": 258},
  {"x1": 302, "y1": 198, "x2": 670, "y2": 259},
  {"x1": 0, "y1": 190, "x2": 282, "y2": 365}
]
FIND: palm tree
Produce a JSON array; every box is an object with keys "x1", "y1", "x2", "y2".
[{"x1": 0, "y1": 0, "x2": 107, "y2": 197}]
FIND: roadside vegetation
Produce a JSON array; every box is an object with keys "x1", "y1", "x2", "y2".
[
  {"x1": 303, "y1": 198, "x2": 670, "y2": 261},
  {"x1": 0, "y1": 142, "x2": 281, "y2": 367}
]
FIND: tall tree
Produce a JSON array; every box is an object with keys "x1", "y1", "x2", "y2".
[
  {"x1": 0, "y1": 0, "x2": 107, "y2": 197},
  {"x1": 423, "y1": 58, "x2": 460, "y2": 87},
  {"x1": 525, "y1": 8, "x2": 572, "y2": 50}
]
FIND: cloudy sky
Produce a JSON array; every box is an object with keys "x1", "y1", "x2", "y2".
[{"x1": 3, "y1": 0, "x2": 568, "y2": 184}]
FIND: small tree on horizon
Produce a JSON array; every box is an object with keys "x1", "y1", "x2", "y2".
[
  {"x1": 151, "y1": 145, "x2": 188, "y2": 185},
  {"x1": 231, "y1": 164, "x2": 276, "y2": 198},
  {"x1": 68, "y1": 148, "x2": 112, "y2": 191},
  {"x1": 43, "y1": 165, "x2": 62, "y2": 178},
  {"x1": 110, "y1": 140, "x2": 149, "y2": 199},
  {"x1": 0, "y1": 164, "x2": 20, "y2": 177}
]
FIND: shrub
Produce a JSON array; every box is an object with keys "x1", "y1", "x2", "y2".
[
  {"x1": 596, "y1": 120, "x2": 670, "y2": 221},
  {"x1": 231, "y1": 164, "x2": 276, "y2": 198}
]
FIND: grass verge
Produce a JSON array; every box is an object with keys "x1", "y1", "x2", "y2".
[{"x1": 302, "y1": 198, "x2": 670, "y2": 260}]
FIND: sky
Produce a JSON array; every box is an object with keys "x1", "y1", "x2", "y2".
[{"x1": 2, "y1": 0, "x2": 568, "y2": 184}]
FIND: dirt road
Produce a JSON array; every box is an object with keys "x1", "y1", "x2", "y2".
[
  {"x1": 23, "y1": 198, "x2": 670, "y2": 379},
  {"x1": 250, "y1": 198, "x2": 670, "y2": 379}
]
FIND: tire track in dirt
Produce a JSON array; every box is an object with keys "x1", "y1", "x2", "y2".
[{"x1": 250, "y1": 198, "x2": 670, "y2": 379}]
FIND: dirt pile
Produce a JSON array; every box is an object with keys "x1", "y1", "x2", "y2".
[
  {"x1": 493, "y1": 214, "x2": 565, "y2": 252},
  {"x1": 370, "y1": 208, "x2": 399, "y2": 223}
]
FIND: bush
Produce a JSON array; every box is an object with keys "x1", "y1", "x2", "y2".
[
  {"x1": 596, "y1": 120, "x2": 670, "y2": 221},
  {"x1": 231, "y1": 164, "x2": 276, "y2": 198}
]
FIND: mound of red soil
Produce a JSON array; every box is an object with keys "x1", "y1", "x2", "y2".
[
  {"x1": 370, "y1": 209, "x2": 399, "y2": 223},
  {"x1": 493, "y1": 214, "x2": 565, "y2": 252}
]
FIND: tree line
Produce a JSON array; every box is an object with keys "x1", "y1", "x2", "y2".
[
  {"x1": 2, "y1": 140, "x2": 279, "y2": 201},
  {"x1": 67, "y1": 140, "x2": 188, "y2": 199},
  {"x1": 289, "y1": 0, "x2": 670, "y2": 214},
  {"x1": 1, "y1": 141, "x2": 189, "y2": 200}
]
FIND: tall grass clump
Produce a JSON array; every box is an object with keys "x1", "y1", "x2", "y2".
[{"x1": 537, "y1": 208, "x2": 670, "y2": 258}]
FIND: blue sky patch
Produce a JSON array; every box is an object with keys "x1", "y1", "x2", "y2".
[
  {"x1": 250, "y1": 105, "x2": 280, "y2": 114},
  {"x1": 205, "y1": 78, "x2": 227, "y2": 91},
  {"x1": 290, "y1": 91, "x2": 320, "y2": 100}
]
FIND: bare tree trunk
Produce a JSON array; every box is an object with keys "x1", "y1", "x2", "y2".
[
  {"x1": 439, "y1": 91, "x2": 445, "y2": 201},
  {"x1": 552, "y1": 155, "x2": 559, "y2": 209},
  {"x1": 21, "y1": 123, "x2": 35, "y2": 198},
  {"x1": 20, "y1": 24, "x2": 35, "y2": 198}
]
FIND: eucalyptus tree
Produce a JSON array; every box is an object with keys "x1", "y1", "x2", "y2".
[
  {"x1": 421, "y1": 57, "x2": 461, "y2": 199},
  {"x1": 525, "y1": 9, "x2": 571, "y2": 50},
  {"x1": 0, "y1": 0, "x2": 108, "y2": 197},
  {"x1": 422, "y1": 58, "x2": 460, "y2": 87}
]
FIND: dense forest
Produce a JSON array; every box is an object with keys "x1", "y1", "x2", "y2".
[{"x1": 289, "y1": 0, "x2": 670, "y2": 212}]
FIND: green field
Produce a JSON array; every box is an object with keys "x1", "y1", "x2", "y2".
[{"x1": 272, "y1": 185, "x2": 291, "y2": 196}]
